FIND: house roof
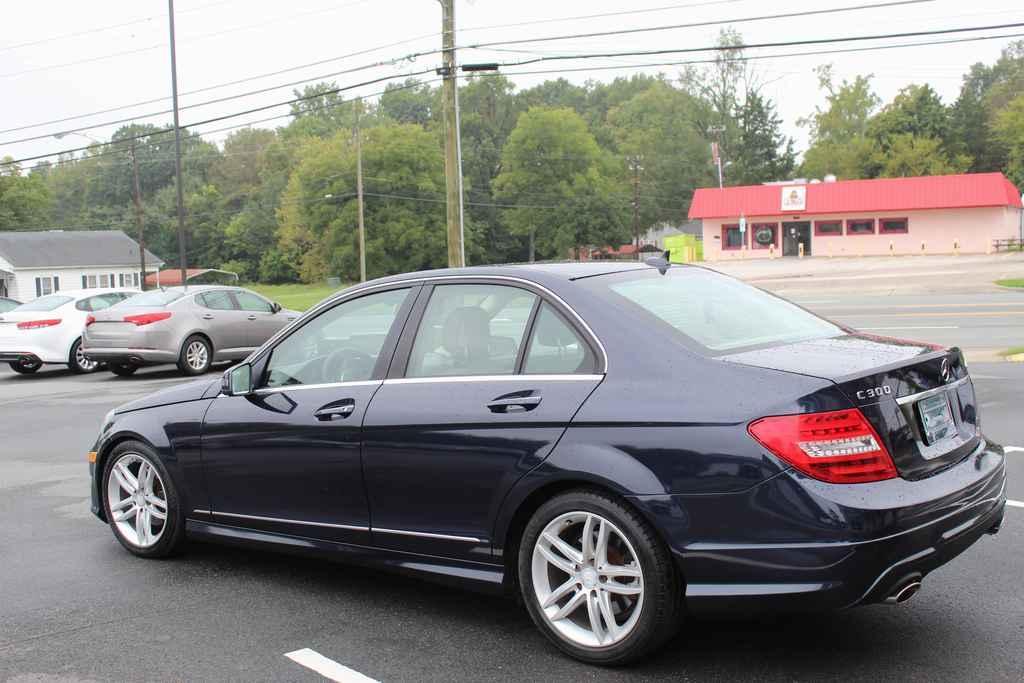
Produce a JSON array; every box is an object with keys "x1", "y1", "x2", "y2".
[
  {"x1": 688, "y1": 172, "x2": 1023, "y2": 220},
  {"x1": 144, "y1": 268, "x2": 239, "y2": 286},
  {"x1": 0, "y1": 230, "x2": 163, "y2": 269}
]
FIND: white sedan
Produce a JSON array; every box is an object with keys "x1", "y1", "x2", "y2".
[{"x1": 0, "y1": 289, "x2": 139, "y2": 374}]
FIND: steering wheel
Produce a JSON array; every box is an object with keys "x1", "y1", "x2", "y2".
[{"x1": 323, "y1": 347, "x2": 375, "y2": 382}]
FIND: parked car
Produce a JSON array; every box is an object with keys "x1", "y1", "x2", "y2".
[
  {"x1": 0, "y1": 297, "x2": 20, "y2": 313},
  {"x1": 87, "y1": 262, "x2": 1005, "y2": 665},
  {"x1": 0, "y1": 289, "x2": 138, "y2": 374},
  {"x1": 82, "y1": 285, "x2": 299, "y2": 377}
]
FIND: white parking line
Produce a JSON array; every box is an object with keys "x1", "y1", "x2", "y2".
[
  {"x1": 285, "y1": 648, "x2": 378, "y2": 683},
  {"x1": 859, "y1": 326, "x2": 959, "y2": 331},
  {"x1": 1007, "y1": 500, "x2": 1024, "y2": 509},
  {"x1": 1004, "y1": 446, "x2": 1024, "y2": 454}
]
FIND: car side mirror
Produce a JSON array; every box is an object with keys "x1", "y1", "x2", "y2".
[
  {"x1": 271, "y1": 301, "x2": 282, "y2": 313},
  {"x1": 223, "y1": 363, "x2": 253, "y2": 396}
]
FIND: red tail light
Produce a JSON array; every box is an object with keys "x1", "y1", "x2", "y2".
[
  {"x1": 86, "y1": 315, "x2": 96, "y2": 326},
  {"x1": 123, "y1": 312, "x2": 172, "y2": 326},
  {"x1": 17, "y1": 318, "x2": 61, "y2": 330},
  {"x1": 747, "y1": 408, "x2": 898, "y2": 484}
]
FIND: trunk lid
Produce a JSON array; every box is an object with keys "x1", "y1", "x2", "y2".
[{"x1": 723, "y1": 333, "x2": 980, "y2": 480}]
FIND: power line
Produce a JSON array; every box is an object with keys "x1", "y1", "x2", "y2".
[
  {"x1": 1, "y1": 67, "x2": 437, "y2": 167},
  {"x1": 463, "y1": 0, "x2": 936, "y2": 50}
]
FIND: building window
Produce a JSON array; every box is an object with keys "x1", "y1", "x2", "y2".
[
  {"x1": 750, "y1": 223, "x2": 778, "y2": 249},
  {"x1": 814, "y1": 220, "x2": 843, "y2": 236},
  {"x1": 133, "y1": 273, "x2": 140, "y2": 287},
  {"x1": 35, "y1": 276, "x2": 58, "y2": 296},
  {"x1": 846, "y1": 218, "x2": 876, "y2": 235},
  {"x1": 99, "y1": 274, "x2": 110, "y2": 288},
  {"x1": 721, "y1": 224, "x2": 745, "y2": 250},
  {"x1": 879, "y1": 218, "x2": 908, "y2": 234}
]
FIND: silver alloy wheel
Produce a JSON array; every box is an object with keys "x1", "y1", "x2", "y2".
[
  {"x1": 106, "y1": 453, "x2": 168, "y2": 548},
  {"x1": 185, "y1": 340, "x2": 209, "y2": 371},
  {"x1": 531, "y1": 511, "x2": 644, "y2": 648},
  {"x1": 75, "y1": 342, "x2": 98, "y2": 371}
]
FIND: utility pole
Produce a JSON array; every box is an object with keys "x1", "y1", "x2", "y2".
[
  {"x1": 167, "y1": 0, "x2": 189, "y2": 289},
  {"x1": 128, "y1": 139, "x2": 147, "y2": 290},
  {"x1": 629, "y1": 156, "x2": 643, "y2": 261},
  {"x1": 354, "y1": 98, "x2": 366, "y2": 282},
  {"x1": 709, "y1": 125, "x2": 726, "y2": 188},
  {"x1": 437, "y1": 0, "x2": 465, "y2": 267}
]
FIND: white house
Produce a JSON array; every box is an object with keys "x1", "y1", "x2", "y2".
[{"x1": 0, "y1": 230, "x2": 163, "y2": 301}]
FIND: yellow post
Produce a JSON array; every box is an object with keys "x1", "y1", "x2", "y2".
[
  {"x1": 921, "y1": 241, "x2": 926, "y2": 254},
  {"x1": 889, "y1": 241, "x2": 895, "y2": 255},
  {"x1": 798, "y1": 242, "x2": 804, "y2": 259},
  {"x1": 953, "y1": 239, "x2": 960, "y2": 255}
]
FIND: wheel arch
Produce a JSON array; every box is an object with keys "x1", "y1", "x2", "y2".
[
  {"x1": 93, "y1": 430, "x2": 160, "y2": 522},
  {"x1": 496, "y1": 476, "x2": 682, "y2": 595},
  {"x1": 180, "y1": 330, "x2": 214, "y2": 356}
]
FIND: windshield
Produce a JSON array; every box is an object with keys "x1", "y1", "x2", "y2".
[
  {"x1": 12, "y1": 295, "x2": 73, "y2": 312},
  {"x1": 115, "y1": 289, "x2": 184, "y2": 307},
  {"x1": 583, "y1": 267, "x2": 842, "y2": 353}
]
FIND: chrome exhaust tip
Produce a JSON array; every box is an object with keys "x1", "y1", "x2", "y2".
[{"x1": 884, "y1": 580, "x2": 922, "y2": 605}]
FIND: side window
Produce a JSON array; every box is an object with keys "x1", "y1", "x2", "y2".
[
  {"x1": 406, "y1": 284, "x2": 537, "y2": 378},
  {"x1": 77, "y1": 293, "x2": 127, "y2": 312},
  {"x1": 197, "y1": 291, "x2": 237, "y2": 310},
  {"x1": 264, "y1": 288, "x2": 410, "y2": 388},
  {"x1": 523, "y1": 303, "x2": 596, "y2": 375},
  {"x1": 234, "y1": 291, "x2": 273, "y2": 313}
]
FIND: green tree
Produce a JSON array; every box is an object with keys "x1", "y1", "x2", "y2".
[
  {"x1": 800, "y1": 67, "x2": 880, "y2": 179},
  {"x1": 872, "y1": 134, "x2": 969, "y2": 177},
  {"x1": 993, "y1": 93, "x2": 1024, "y2": 187},
  {"x1": 731, "y1": 92, "x2": 796, "y2": 184},
  {"x1": 283, "y1": 82, "x2": 358, "y2": 139},
  {"x1": 0, "y1": 160, "x2": 52, "y2": 229},
  {"x1": 378, "y1": 79, "x2": 437, "y2": 126},
  {"x1": 494, "y1": 107, "x2": 627, "y2": 260}
]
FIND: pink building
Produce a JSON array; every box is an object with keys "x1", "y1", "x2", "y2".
[{"x1": 689, "y1": 172, "x2": 1023, "y2": 260}]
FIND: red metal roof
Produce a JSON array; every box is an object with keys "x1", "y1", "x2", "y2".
[
  {"x1": 144, "y1": 268, "x2": 214, "y2": 286},
  {"x1": 688, "y1": 172, "x2": 1022, "y2": 220}
]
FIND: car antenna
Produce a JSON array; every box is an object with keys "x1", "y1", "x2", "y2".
[{"x1": 644, "y1": 250, "x2": 671, "y2": 275}]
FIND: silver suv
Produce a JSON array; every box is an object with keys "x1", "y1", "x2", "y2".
[{"x1": 83, "y1": 286, "x2": 300, "y2": 376}]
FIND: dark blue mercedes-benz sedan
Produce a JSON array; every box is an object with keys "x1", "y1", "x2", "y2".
[{"x1": 88, "y1": 262, "x2": 1006, "y2": 664}]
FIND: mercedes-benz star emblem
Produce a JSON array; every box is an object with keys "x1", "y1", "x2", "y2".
[{"x1": 940, "y1": 358, "x2": 952, "y2": 383}]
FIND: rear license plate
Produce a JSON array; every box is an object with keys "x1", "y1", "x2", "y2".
[{"x1": 918, "y1": 393, "x2": 955, "y2": 445}]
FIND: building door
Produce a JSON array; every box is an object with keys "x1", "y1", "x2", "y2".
[{"x1": 782, "y1": 221, "x2": 811, "y2": 256}]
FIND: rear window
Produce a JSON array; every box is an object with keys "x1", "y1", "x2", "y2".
[
  {"x1": 117, "y1": 290, "x2": 184, "y2": 307},
  {"x1": 13, "y1": 295, "x2": 72, "y2": 312},
  {"x1": 585, "y1": 268, "x2": 841, "y2": 353}
]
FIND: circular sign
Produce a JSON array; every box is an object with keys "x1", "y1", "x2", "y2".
[{"x1": 754, "y1": 227, "x2": 774, "y2": 245}]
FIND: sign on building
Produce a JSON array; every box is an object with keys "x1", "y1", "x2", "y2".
[{"x1": 781, "y1": 185, "x2": 806, "y2": 212}]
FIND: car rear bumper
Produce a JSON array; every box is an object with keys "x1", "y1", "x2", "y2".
[
  {"x1": 630, "y1": 438, "x2": 1007, "y2": 613},
  {"x1": 82, "y1": 347, "x2": 178, "y2": 365},
  {"x1": 0, "y1": 344, "x2": 65, "y2": 364}
]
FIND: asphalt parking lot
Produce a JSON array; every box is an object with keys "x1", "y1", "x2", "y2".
[{"x1": 1, "y1": 356, "x2": 1022, "y2": 682}]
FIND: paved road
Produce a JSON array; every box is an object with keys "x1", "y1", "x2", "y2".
[
  {"x1": 0, "y1": 359, "x2": 1021, "y2": 682},
  {"x1": 785, "y1": 291, "x2": 1024, "y2": 363}
]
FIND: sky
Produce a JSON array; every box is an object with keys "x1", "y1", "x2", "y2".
[{"x1": 2, "y1": 0, "x2": 1023, "y2": 169}]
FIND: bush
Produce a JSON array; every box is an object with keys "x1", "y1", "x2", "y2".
[
  {"x1": 218, "y1": 259, "x2": 253, "y2": 282},
  {"x1": 258, "y1": 249, "x2": 298, "y2": 284}
]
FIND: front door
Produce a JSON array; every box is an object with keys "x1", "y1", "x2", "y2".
[
  {"x1": 362, "y1": 281, "x2": 603, "y2": 561},
  {"x1": 232, "y1": 289, "x2": 292, "y2": 348},
  {"x1": 200, "y1": 285, "x2": 418, "y2": 544},
  {"x1": 782, "y1": 221, "x2": 811, "y2": 257}
]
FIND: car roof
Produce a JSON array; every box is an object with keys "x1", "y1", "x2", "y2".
[
  {"x1": 40, "y1": 288, "x2": 139, "y2": 300},
  {"x1": 359, "y1": 261, "x2": 655, "y2": 289}
]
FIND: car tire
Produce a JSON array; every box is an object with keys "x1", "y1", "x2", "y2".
[
  {"x1": 68, "y1": 338, "x2": 99, "y2": 374},
  {"x1": 101, "y1": 440, "x2": 185, "y2": 558},
  {"x1": 518, "y1": 489, "x2": 683, "y2": 665},
  {"x1": 109, "y1": 363, "x2": 138, "y2": 377},
  {"x1": 8, "y1": 360, "x2": 41, "y2": 374},
  {"x1": 177, "y1": 335, "x2": 212, "y2": 376}
]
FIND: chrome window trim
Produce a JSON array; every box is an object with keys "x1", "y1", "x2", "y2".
[
  {"x1": 255, "y1": 275, "x2": 609, "y2": 374},
  {"x1": 894, "y1": 376, "x2": 969, "y2": 406},
  {"x1": 254, "y1": 379, "x2": 382, "y2": 395},
  {"x1": 373, "y1": 527, "x2": 483, "y2": 543},
  {"x1": 209, "y1": 511, "x2": 369, "y2": 532},
  {"x1": 383, "y1": 374, "x2": 603, "y2": 385}
]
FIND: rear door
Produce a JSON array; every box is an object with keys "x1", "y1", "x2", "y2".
[
  {"x1": 361, "y1": 280, "x2": 604, "y2": 561},
  {"x1": 194, "y1": 290, "x2": 249, "y2": 355}
]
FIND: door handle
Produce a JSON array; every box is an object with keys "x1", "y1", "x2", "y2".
[
  {"x1": 487, "y1": 394, "x2": 542, "y2": 413},
  {"x1": 202, "y1": 314, "x2": 214, "y2": 320},
  {"x1": 247, "y1": 314, "x2": 257, "y2": 320},
  {"x1": 314, "y1": 400, "x2": 356, "y2": 421}
]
